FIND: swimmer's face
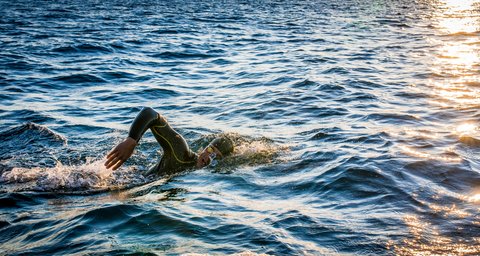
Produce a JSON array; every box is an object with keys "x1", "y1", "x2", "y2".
[{"x1": 195, "y1": 145, "x2": 223, "y2": 169}]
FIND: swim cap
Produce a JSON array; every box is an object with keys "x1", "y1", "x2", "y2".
[{"x1": 210, "y1": 136, "x2": 234, "y2": 157}]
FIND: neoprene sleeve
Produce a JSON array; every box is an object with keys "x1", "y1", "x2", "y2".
[{"x1": 128, "y1": 107, "x2": 160, "y2": 143}]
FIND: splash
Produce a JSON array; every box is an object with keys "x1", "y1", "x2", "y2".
[
  {"x1": 224, "y1": 134, "x2": 289, "y2": 167},
  {"x1": 0, "y1": 157, "x2": 149, "y2": 192},
  {"x1": 190, "y1": 133, "x2": 289, "y2": 169},
  {"x1": 235, "y1": 140, "x2": 279, "y2": 158}
]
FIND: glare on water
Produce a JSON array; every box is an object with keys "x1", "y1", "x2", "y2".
[
  {"x1": 428, "y1": 0, "x2": 480, "y2": 109},
  {"x1": 395, "y1": 0, "x2": 480, "y2": 255}
]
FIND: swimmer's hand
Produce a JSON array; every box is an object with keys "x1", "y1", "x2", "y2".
[{"x1": 105, "y1": 137, "x2": 137, "y2": 170}]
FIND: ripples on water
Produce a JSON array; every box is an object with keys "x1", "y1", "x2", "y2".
[{"x1": 1, "y1": 0, "x2": 480, "y2": 255}]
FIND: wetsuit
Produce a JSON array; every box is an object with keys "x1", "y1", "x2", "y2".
[{"x1": 128, "y1": 107, "x2": 197, "y2": 174}]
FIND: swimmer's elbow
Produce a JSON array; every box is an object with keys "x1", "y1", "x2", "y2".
[
  {"x1": 139, "y1": 107, "x2": 158, "y2": 117},
  {"x1": 137, "y1": 107, "x2": 163, "y2": 123},
  {"x1": 128, "y1": 107, "x2": 162, "y2": 141}
]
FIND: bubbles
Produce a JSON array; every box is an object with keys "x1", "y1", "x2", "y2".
[{"x1": 208, "y1": 152, "x2": 218, "y2": 167}]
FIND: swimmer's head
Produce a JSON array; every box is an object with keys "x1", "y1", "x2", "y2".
[
  {"x1": 195, "y1": 135, "x2": 234, "y2": 169},
  {"x1": 209, "y1": 136, "x2": 234, "y2": 157}
]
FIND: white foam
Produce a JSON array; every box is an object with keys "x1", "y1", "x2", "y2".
[
  {"x1": 235, "y1": 140, "x2": 275, "y2": 157},
  {"x1": 224, "y1": 139, "x2": 289, "y2": 167},
  {"x1": 0, "y1": 157, "x2": 149, "y2": 192}
]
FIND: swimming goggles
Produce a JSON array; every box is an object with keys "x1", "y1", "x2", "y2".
[{"x1": 207, "y1": 146, "x2": 218, "y2": 167}]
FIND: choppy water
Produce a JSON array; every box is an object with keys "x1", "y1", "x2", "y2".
[{"x1": 1, "y1": 0, "x2": 480, "y2": 255}]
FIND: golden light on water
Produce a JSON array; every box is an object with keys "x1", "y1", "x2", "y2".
[
  {"x1": 401, "y1": 146, "x2": 462, "y2": 161},
  {"x1": 384, "y1": 0, "x2": 479, "y2": 255},
  {"x1": 434, "y1": 204, "x2": 470, "y2": 218},
  {"x1": 437, "y1": 42, "x2": 479, "y2": 70},
  {"x1": 434, "y1": 0, "x2": 480, "y2": 34},
  {"x1": 468, "y1": 194, "x2": 480, "y2": 202},
  {"x1": 393, "y1": 2, "x2": 478, "y2": 252},
  {"x1": 393, "y1": 200, "x2": 479, "y2": 255},
  {"x1": 428, "y1": 100, "x2": 450, "y2": 108},
  {"x1": 435, "y1": 12, "x2": 479, "y2": 34},
  {"x1": 452, "y1": 123, "x2": 478, "y2": 136},
  {"x1": 428, "y1": 0, "x2": 480, "y2": 109},
  {"x1": 404, "y1": 128, "x2": 439, "y2": 139}
]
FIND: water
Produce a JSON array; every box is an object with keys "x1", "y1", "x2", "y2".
[{"x1": 1, "y1": 0, "x2": 480, "y2": 255}]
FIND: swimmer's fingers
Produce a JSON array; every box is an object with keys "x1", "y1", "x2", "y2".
[
  {"x1": 112, "y1": 158, "x2": 126, "y2": 171},
  {"x1": 105, "y1": 151, "x2": 129, "y2": 170},
  {"x1": 105, "y1": 151, "x2": 123, "y2": 170},
  {"x1": 107, "y1": 149, "x2": 116, "y2": 159},
  {"x1": 108, "y1": 155, "x2": 126, "y2": 170},
  {"x1": 105, "y1": 137, "x2": 137, "y2": 170}
]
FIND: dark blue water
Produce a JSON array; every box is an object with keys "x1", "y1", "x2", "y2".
[{"x1": 2, "y1": 0, "x2": 480, "y2": 255}]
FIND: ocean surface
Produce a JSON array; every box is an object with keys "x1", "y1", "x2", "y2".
[{"x1": 1, "y1": 0, "x2": 480, "y2": 255}]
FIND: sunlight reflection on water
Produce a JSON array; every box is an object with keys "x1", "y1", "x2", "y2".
[
  {"x1": 394, "y1": 202, "x2": 480, "y2": 256},
  {"x1": 435, "y1": 0, "x2": 480, "y2": 34},
  {"x1": 452, "y1": 123, "x2": 478, "y2": 136},
  {"x1": 395, "y1": 0, "x2": 480, "y2": 255},
  {"x1": 428, "y1": 0, "x2": 480, "y2": 109}
]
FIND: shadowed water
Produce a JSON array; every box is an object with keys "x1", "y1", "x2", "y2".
[{"x1": 1, "y1": 0, "x2": 480, "y2": 255}]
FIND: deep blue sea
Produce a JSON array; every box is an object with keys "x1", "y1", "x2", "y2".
[{"x1": 1, "y1": 0, "x2": 480, "y2": 255}]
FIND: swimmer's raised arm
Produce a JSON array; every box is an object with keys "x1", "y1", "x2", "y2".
[
  {"x1": 105, "y1": 137, "x2": 137, "y2": 170},
  {"x1": 105, "y1": 107, "x2": 163, "y2": 170},
  {"x1": 105, "y1": 107, "x2": 159, "y2": 170},
  {"x1": 128, "y1": 107, "x2": 161, "y2": 143}
]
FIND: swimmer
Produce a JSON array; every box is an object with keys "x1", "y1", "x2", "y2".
[{"x1": 105, "y1": 107, "x2": 234, "y2": 174}]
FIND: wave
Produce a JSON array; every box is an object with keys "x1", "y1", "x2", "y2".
[
  {"x1": 361, "y1": 112, "x2": 420, "y2": 124},
  {"x1": 322, "y1": 67, "x2": 350, "y2": 74},
  {"x1": 150, "y1": 51, "x2": 215, "y2": 59},
  {"x1": 0, "y1": 122, "x2": 66, "y2": 146},
  {"x1": 53, "y1": 74, "x2": 107, "y2": 84},
  {"x1": 291, "y1": 79, "x2": 318, "y2": 89},
  {"x1": 52, "y1": 43, "x2": 113, "y2": 54},
  {"x1": 0, "y1": 123, "x2": 67, "y2": 168},
  {"x1": 151, "y1": 29, "x2": 179, "y2": 34},
  {"x1": 135, "y1": 87, "x2": 180, "y2": 100}
]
